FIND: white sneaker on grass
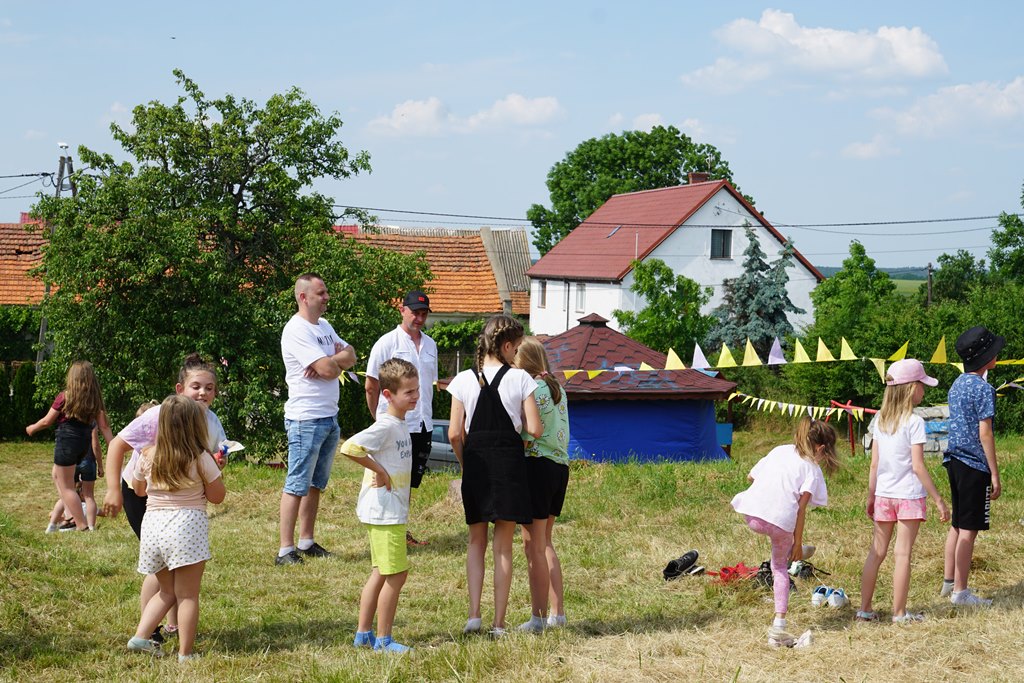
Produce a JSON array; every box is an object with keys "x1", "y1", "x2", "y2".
[
  {"x1": 892, "y1": 612, "x2": 925, "y2": 624},
  {"x1": 827, "y1": 588, "x2": 849, "y2": 608},
  {"x1": 463, "y1": 617, "x2": 482, "y2": 634},
  {"x1": 950, "y1": 588, "x2": 992, "y2": 607},
  {"x1": 546, "y1": 614, "x2": 567, "y2": 628},
  {"x1": 517, "y1": 616, "x2": 545, "y2": 633},
  {"x1": 767, "y1": 626, "x2": 796, "y2": 648},
  {"x1": 939, "y1": 580, "x2": 955, "y2": 598}
]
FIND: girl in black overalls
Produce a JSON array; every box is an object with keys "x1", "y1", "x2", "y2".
[{"x1": 447, "y1": 315, "x2": 542, "y2": 637}]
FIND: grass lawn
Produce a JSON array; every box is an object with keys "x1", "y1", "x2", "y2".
[
  {"x1": 3, "y1": 422, "x2": 1024, "y2": 681},
  {"x1": 892, "y1": 279, "x2": 925, "y2": 297}
]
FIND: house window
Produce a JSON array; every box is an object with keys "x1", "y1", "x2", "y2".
[
  {"x1": 575, "y1": 283, "x2": 586, "y2": 312},
  {"x1": 711, "y1": 229, "x2": 732, "y2": 259},
  {"x1": 537, "y1": 280, "x2": 546, "y2": 308}
]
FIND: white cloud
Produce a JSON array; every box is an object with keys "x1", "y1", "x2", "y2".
[
  {"x1": 874, "y1": 77, "x2": 1024, "y2": 137},
  {"x1": 23, "y1": 129, "x2": 46, "y2": 141},
  {"x1": 366, "y1": 97, "x2": 451, "y2": 137},
  {"x1": 677, "y1": 117, "x2": 707, "y2": 138},
  {"x1": 841, "y1": 134, "x2": 899, "y2": 160},
  {"x1": 368, "y1": 94, "x2": 565, "y2": 136},
  {"x1": 607, "y1": 112, "x2": 625, "y2": 127},
  {"x1": 100, "y1": 101, "x2": 132, "y2": 129},
  {"x1": 461, "y1": 94, "x2": 565, "y2": 131},
  {"x1": 682, "y1": 10, "x2": 947, "y2": 91},
  {"x1": 631, "y1": 113, "x2": 664, "y2": 130}
]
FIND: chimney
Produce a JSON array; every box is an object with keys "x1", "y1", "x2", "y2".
[{"x1": 687, "y1": 172, "x2": 710, "y2": 184}]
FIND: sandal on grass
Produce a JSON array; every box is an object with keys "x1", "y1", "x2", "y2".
[{"x1": 855, "y1": 610, "x2": 879, "y2": 622}]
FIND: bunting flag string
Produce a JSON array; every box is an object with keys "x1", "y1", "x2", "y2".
[{"x1": 729, "y1": 392, "x2": 852, "y2": 422}]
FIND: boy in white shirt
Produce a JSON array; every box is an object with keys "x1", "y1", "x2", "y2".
[{"x1": 340, "y1": 358, "x2": 419, "y2": 653}]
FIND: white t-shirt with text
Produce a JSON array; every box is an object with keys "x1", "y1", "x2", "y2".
[
  {"x1": 281, "y1": 315, "x2": 348, "y2": 420},
  {"x1": 339, "y1": 414, "x2": 412, "y2": 525}
]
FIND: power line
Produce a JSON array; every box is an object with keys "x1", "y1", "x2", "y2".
[
  {"x1": 0, "y1": 177, "x2": 47, "y2": 196},
  {"x1": 0, "y1": 172, "x2": 51, "y2": 179}
]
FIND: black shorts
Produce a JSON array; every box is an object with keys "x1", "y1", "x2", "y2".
[
  {"x1": 526, "y1": 457, "x2": 569, "y2": 520},
  {"x1": 74, "y1": 456, "x2": 97, "y2": 483},
  {"x1": 409, "y1": 428, "x2": 431, "y2": 489},
  {"x1": 121, "y1": 478, "x2": 148, "y2": 540},
  {"x1": 53, "y1": 421, "x2": 93, "y2": 467},
  {"x1": 945, "y1": 457, "x2": 991, "y2": 531}
]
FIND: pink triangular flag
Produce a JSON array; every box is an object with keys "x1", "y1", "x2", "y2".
[
  {"x1": 767, "y1": 337, "x2": 787, "y2": 365},
  {"x1": 691, "y1": 343, "x2": 710, "y2": 370}
]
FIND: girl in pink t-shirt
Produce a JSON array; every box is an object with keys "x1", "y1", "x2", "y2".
[
  {"x1": 126, "y1": 394, "x2": 225, "y2": 661},
  {"x1": 730, "y1": 416, "x2": 839, "y2": 648},
  {"x1": 858, "y1": 359, "x2": 950, "y2": 623}
]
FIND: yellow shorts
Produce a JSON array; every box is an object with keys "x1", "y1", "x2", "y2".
[{"x1": 366, "y1": 523, "x2": 409, "y2": 575}]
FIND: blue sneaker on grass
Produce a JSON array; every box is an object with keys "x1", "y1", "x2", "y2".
[
  {"x1": 353, "y1": 630, "x2": 376, "y2": 648},
  {"x1": 373, "y1": 635, "x2": 411, "y2": 653}
]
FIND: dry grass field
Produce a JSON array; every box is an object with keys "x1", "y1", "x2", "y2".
[{"x1": 3, "y1": 418, "x2": 1024, "y2": 682}]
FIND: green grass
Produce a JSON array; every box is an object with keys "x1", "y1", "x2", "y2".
[
  {"x1": 4, "y1": 426, "x2": 1024, "y2": 681},
  {"x1": 892, "y1": 278, "x2": 924, "y2": 297}
]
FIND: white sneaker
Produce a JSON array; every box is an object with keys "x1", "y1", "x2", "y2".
[
  {"x1": 950, "y1": 588, "x2": 992, "y2": 607},
  {"x1": 939, "y1": 580, "x2": 955, "y2": 598},
  {"x1": 463, "y1": 617, "x2": 482, "y2": 634},
  {"x1": 811, "y1": 585, "x2": 832, "y2": 607},
  {"x1": 546, "y1": 614, "x2": 567, "y2": 628},
  {"x1": 892, "y1": 612, "x2": 925, "y2": 624},
  {"x1": 517, "y1": 616, "x2": 545, "y2": 633},
  {"x1": 827, "y1": 588, "x2": 849, "y2": 608},
  {"x1": 767, "y1": 626, "x2": 796, "y2": 648}
]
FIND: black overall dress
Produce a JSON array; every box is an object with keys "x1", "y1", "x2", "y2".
[{"x1": 461, "y1": 365, "x2": 532, "y2": 525}]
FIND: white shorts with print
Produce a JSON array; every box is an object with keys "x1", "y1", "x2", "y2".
[{"x1": 138, "y1": 507, "x2": 210, "y2": 574}]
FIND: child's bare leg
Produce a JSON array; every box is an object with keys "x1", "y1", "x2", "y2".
[
  {"x1": 952, "y1": 528, "x2": 978, "y2": 592},
  {"x1": 521, "y1": 518, "x2": 550, "y2": 618},
  {"x1": 134, "y1": 569, "x2": 175, "y2": 640},
  {"x1": 859, "y1": 521, "x2": 893, "y2": 613},
  {"x1": 375, "y1": 570, "x2": 408, "y2": 638},
  {"x1": 358, "y1": 568, "x2": 385, "y2": 632},
  {"x1": 466, "y1": 523, "x2": 487, "y2": 620},
  {"x1": 49, "y1": 498, "x2": 65, "y2": 526},
  {"x1": 173, "y1": 561, "x2": 206, "y2": 657},
  {"x1": 544, "y1": 516, "x2": 564, "y2": 616},
  {"x1": 943, "y1": 526, "x2": 958, "y2": 584},
  {"x1": 81, "y1": 480, "x2": 97, "y2": 528},
  {"x1": 492, "y1": 521, "x2": 515, "y2": 628},
  {"x1": 52, "y1": 465, "x2": 87, "y2": 529},
  {"x1": 892, "y1": 519, "x2": 920, "y2": 616}
]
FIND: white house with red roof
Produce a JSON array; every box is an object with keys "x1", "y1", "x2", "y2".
[{"x1": 525, "y1": 174, "x2": 824, "y2": 337}]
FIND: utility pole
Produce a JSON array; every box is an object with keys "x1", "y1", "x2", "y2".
[
  {"x1": 35, "y1": 147, "x2": 74, "y2": 368},
  {"x1": 926, "y1": 262, "x2": 933, "y2": 308}
]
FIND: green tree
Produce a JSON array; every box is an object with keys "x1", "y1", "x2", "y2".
[
  {"x1": 705, "y1": 225, "x2": 804, "y2": 356},
  {"x1": 31, "y1": 71, "x2": 429, "y2": 458},
  {"x1": 989, "y1": 185, "x2": 1024, "y2": 281},
  {"x1": 810, "y1": 241, "x2": 895, "y2": 331},
  {"x1": 527, "y1": 125, "x2": 747, "y2": 255},
  {"x1": 612, "y1": 258, "x2": 714, "y2": 354},
  {"x1": 919, "y1": 249, "x2": 987, "y2": 304}
]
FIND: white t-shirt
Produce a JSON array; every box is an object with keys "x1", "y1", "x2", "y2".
[
  {"x1": 339, "y1": 414, "x2": 411, "y2": 525},
  {"x1": 446, "y1": 365, "x2": 538, "y2": 433},
  {"x1": 281, "y1": 314, "x2": 348, "y2": 420},
  {"x1": 871, "y1": 414, "x2": 927, "y2": 499},
  {"x1": 366, "y1": 326, "x2": 438, "y2": 432},
  {"x1": 119, "y1": 406, "x2": 226, "y2": 486},
  {"x1": 730, "y1": 444, "x2": 828, "y2": 532}
]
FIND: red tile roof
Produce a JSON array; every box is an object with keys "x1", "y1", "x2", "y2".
[
  {"x1": 541, "y1": 314, "x2": 736, "y2": 400},
  {"x1": 0, "y1": 222, "x2": 46, "y2": 305},
  {"x1": 350, "y1": 231, "x2": 529, "y2": 316},
  {"x1": 526, "y1": 180, "x2": 823, "y2": 282}
]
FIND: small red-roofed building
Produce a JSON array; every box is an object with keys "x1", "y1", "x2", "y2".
[
  {"x1": 526, "y1": 175, "x2": 823, "y2": 336},
  {"x1": 543, "y1": 313, "x2": 736, "y2": 462},
  {"x1": 0, "y1": 217, "x2": 46, "y2": 306}
]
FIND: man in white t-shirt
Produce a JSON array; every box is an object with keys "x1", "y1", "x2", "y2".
[
  {"x1": 276, "y1": 273, "x2": 357, "y2": 566},
  {"x1": 365, "y1": 290, "x2": 438, "y2": 546}
]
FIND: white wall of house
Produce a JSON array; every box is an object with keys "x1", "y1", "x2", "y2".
[{"x1": 529, "y1": 187, "x2": 818, "y2": 336}]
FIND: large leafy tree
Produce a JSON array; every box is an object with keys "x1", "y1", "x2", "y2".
[
  {"x1": 989, "y1": 182, "x2": 1024, "y2": 281},
  {"x1": 613, "y1": 259, "x2": 714, "y2": 354},
  {"x1": 528, "y1": 125, "x2": 747, "y2": 254},
  {"x1": 705, "y1": 225, "x2": 804, "y2": 356},
  {"x1": 31, "y1": 71, "x2": 429, "y2": 457},
  {"x1": 919, "y1": 249, "x2": 987, "y2": 304}
]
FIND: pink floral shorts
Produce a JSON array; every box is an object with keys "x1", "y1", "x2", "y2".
[{"x1": 873, "y1": 495, "x2": 927, "y2": 522}]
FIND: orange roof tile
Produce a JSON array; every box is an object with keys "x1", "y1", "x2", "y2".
[{"x1": 0, "y1": 223, "x2": 46, "y2": 305}]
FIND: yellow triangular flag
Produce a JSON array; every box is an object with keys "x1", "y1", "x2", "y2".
[
  {"x1": 930, "y1": 336, "x2": 947, "y2": 364},
  {"x1": 563, "y1": 370, "x2": 581, "y2": 380},
  {"x1": 665, "y1": 348, "x2": 686, "y2": 370},
  {"x1": 889, "y1": 341, "x2": 909, "y2": 361},
  {"x1": 587, "y1": 370, "x2": 604, "y2": 380},
  {"x1": 869, "y1": 358, "x2": 886, "y2": 383},
  {"x1": 742, "y1": 339, "x2": 763, "y2": 366},
  {"x1": 816, "y1": 338, "x2": 836, "y2": 362},
  {"x1": 717, "y1": 343, "x2": 737, "y2": 368},
  {"x1": 639, "y1": 362, "x2": 654, "y2": 371},
  {"x1": 951, "y1": 362, "x2": 964, "y2": 373},
  {"x1": 839, "y1": 338, "x2": 858, "y2": 361},
  {"x1": 767, "y1": 401, "x2": 776, "y2": 413},
  {"x1": 854, "y1": 408, "x2": 864, "y2": 421},
  {"x1": 728, "y1": 392, "x2": 740, "y2": 401},
  {"x1": 793, "y1": 339, "x2": 812, "y2": 363},
  {"x1": 338, "y1": 371, "x2": 347, "y2": 385}
]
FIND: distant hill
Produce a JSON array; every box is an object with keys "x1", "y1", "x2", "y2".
[{"x1": 815, "y1": 265, "x2": 927, "y2": 280}]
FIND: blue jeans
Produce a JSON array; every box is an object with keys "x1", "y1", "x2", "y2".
[{"x1": 284, "y1": 416, "x2": 340, "y2": 496}]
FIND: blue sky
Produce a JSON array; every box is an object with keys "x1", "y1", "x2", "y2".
[{"x1": 2, "y1": 2, "x2": 1023, "y2": 267}]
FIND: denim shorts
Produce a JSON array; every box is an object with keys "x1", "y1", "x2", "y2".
[{"x1": 284, "y1": 416, "x2": 340, "y2": 496}]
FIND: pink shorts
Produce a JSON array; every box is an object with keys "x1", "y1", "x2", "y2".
[{"x1": 873, "y1": 496, "x2": 927, "y2": 522}]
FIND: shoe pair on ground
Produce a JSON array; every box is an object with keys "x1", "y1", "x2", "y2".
[
  {"x1": 275, "y1": 542, "x2": 332, "y2": 566},
  {"x1": 767, "y1": 626, "x2": 813, "y2": 649},
  {"x1": 353, "y1": 630, "x2": 412, "y2": 653},
  {"x1": 855, "y1": 610, "x2": 925, "y2": 624},
  {"x1": 810, "y1": 585, "x2": 848, "y2": 608},
  {"x1": 126, "y1": 636, "x2": 198, "y2": 662},
  {"x1": 463, "y1": 614, "x2": 567, "y2": 636},
  {"x1": 663, "y1": 550, "x2": 703, "y2": 580}
]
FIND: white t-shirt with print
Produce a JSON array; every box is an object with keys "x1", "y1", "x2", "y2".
[
  {"x1": 339, "y1": 414, "x2": 412, "y2": 525},
  {"x1": 366, "y1": 326, "x2": 438, "y2": 432},
  {"x1": 281, "y1": 314, "x2": 348, "y2": 420},
  {"x1": 871, "y1": 414, "x2": 927, "y2": 499},
  {"x1": 446, "y1": 365, "x2": 538, "y2": 433},
  {"x1": 730, "y1": 444, "x2": 828, "y2": 532}
]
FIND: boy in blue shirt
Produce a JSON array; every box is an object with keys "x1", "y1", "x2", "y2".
[
  {"x1": 340, "y1": 358, "x2": 420, "y2": 652},
  {"x1": 941, "y1": 326, "x2": 1005, "y2": 606}
]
